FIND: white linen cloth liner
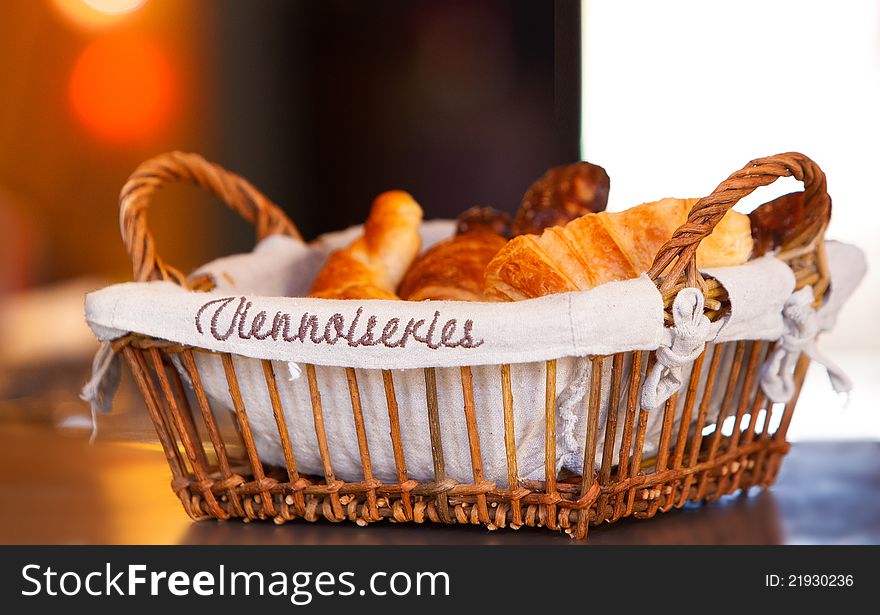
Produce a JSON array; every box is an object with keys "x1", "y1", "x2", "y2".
[{"x1": 82, "y1": 219, "x2": 865, "y2": 485}]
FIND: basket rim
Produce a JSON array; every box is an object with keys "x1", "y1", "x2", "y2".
[{"x1": 85, "y1": 240, "x2": 870, "y2": 370}]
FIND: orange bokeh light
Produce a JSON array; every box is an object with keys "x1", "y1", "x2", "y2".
[
  {"x1": 69, "y1": 35, "x2": 176, "y2": 143},
  {"x1": 84, "y1": 0, "x2": 148, "y2": 15},
  {"x1": 53, "y1": 0, "x2": 147, "y2": 30}
]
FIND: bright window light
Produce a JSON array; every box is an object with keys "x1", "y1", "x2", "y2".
[{"x1": 581, "y1": 0, "x2": 880, "y2": 439}]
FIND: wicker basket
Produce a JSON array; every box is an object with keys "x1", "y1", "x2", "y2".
[{"x1": 111, "y1": 151, "x2": 831, "y2": 539}]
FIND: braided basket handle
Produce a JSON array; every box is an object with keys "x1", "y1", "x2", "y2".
[
  {"x1": 647, "y1": 152, "x2": 831, "y2": 293},
  {"x1": 120, "y1": 151, "x2": 302, "y2": 286}
]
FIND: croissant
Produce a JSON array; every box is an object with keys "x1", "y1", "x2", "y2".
[
  {"x1": 309, "y1": 190, "x2": 423, "y2": 300},
  {"x1": 484, "y1": 197, "x2": 753, "y2": 301},
  {"x1": 510, "y1": 161, "x2": 610, "y2": 236},
  {"x1": 399, "y1": 231, "x2": 508, "y2": 301}
]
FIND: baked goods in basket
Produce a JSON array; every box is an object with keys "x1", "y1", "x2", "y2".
[
  {"x1": 510, "y1": 161, "x2": 610, "y2": 236},
  {"x1": 484, "y1": 197, "x2": 753, "y2": 301},
  {"x1": 455, "y1": 206, "x2": 511, "y2": 238},
  {"x1": 309, "y1": 190, "x2": 423, "y2": 299},
  {"x1": 398, "y1": 231, "x2": 508, "y2": 301},
  {"x1": 86, "y1": 149, "x2": 861, "y2": 540}
]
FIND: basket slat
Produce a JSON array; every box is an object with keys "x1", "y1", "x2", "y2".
[
  {"x1": 726, "y1": 342, "x2": 767, "y2": 452},
  {"x1": 133, "y1": 349, "x2": 190, "y2": 477},
  {"x1": 714, "y1": 342, "x2": 766, "y2": 499},
  {"x1": 613, "y1": 350, "x2": 644, "y2": 521},
  {"x1": 499, "y1": 364, "x2": 523, "y2": 526},
  {"x1": 628, "y1": 408, "x2": 650, "y2": 518},
  {"x1": 627, "y1": 352, "x2": 655, "y2": 518},
  {"x1": 221, "y1": 354, "x2": 277, "y2": 518},
  {"x1": 381, "y1": 370, "x2": 413, "y2": 521},
  {"x1": 122, "y1": 347, "x2": 195, "y2": 517},
  {"x1": 597, "y1": 353, "x2": 623, "y2": 516},
  {"x1": 148, "y1": 348, "x2": 224, "y2": 518},
  {"x1": 423, "y1": 367, "x2": 451, "y2": 523},
  {"x1": 304, "y1": 363, "x2": 344, "y2": 520},
  {"x1": 763, "y1": 355, "x2": 811, "y2": 483},
  {"x1": 544, "y1": 360, "x2": 558, "y2": 531},
  {"x1": 261, "y1": 360, "x2": 306, "y2": 517},
  {"x1": 696, "y1": 341, "x2": 746, "y2": 500},
  {"x1": 646, "y1": 392, "x2": 677, "y2": 516},
  {"x1": 665, "y1": 349, "x2": 706, "y2": 511},
  {"x1": 676, "y1": 344, "x2": 721, "y2": 507},
  {"x1": 460, "y1": 366, "x2": 490, "y2": 524},
  {"x1": 167, "y1": 365, "x2": 211, "y2": 469},
  {"x1": 180, "y1": 350, "x2": 243, "y2": 516},
  {"x1": 729, "y1": 344, "x2": 775, "y2": 491},
  {"x1": 576, "y1": 355, "x2": 603, "y2": 538},
  {"x1": 345, "y1": 368, "x2": 379, "y2": 521}
]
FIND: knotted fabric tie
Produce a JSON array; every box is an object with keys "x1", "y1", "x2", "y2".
[
  {"x1": 79, "y1": 341, "x2": 121, "y2": 443},
  {"x1": 641, "y1": 288, "x2": 715, "y2": 410},
  {"x1": 760, "y1": 286, "x2": 851, "y2": 403}
]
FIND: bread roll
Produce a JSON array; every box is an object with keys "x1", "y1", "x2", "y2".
[
  {"x1": 309, "y1": 190, "x2": 423, "y2": 300},
  {"x1": 510, "y1": 161, "x2": 610, "y2": 236},
  {"x1": 455, "y1": 206, "x2": 511, "y2": 238},
  {"x1": 399, "y1": 232, "x2": 508, "y2": 301},
  {"x1": 749, "y1": 191, "x2": 807, "y2": 257},
  {"x1": 484, "y1": 197, "x2": 752, "y2": 301}
]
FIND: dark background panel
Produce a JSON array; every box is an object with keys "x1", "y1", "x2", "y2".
[{"x1": 215, "y1": 0, "x2": 580, "y2": 244}]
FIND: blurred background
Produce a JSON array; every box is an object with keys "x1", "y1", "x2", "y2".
[
  {"x1": 0, "y1": 0, "x2": 877, "y2": 543},
  {"x1": 0, "y1": 0, "x2": 578, "y2": 433}
]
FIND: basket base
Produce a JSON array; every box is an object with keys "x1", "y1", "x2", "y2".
[{"x1": 173, "y1": 437, "x2": 791, "y2": 539}]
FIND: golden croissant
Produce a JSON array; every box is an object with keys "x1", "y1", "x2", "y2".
[
  {"x1": 399, "y1": 231, "x2": 508, "y2": 301},
  {"x1": 483, "y1": 197, "x2": 752, "y2": 301},
  {"x1": 309, "y1": 190, "x2": 423, "y2": 300}
]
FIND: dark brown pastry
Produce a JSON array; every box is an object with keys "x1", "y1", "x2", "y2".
[
  {"x1": 455, "y1": 206, "x2": 511, "y2": 237},
  {"x1": 511, "y1": 161, "x2": 610, "y2": 236},
  {"x1": 749, "y1": 191, "x2": 808, "y2": 257}
]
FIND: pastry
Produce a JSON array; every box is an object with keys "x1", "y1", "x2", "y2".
[
  {"x1": 309, "y1": 190, "x2": 423, "y2": 300},
  {"x1": 749, "y1": 191, "x2": 808, "y2": 257},
  {"x1": 510, "y1": 161, "x2": 610, "y2": 236},
  {"x1": 484, "y1": 197, "x2": 753, "y2": 301},
  {"x1": 456, "y1": 206, "x2": 511, "y2": 238},
  {"x1": 398, "y1": 231, "x2": 508, "y2": 301}
]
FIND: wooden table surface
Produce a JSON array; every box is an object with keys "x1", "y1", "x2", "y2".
[{"x1": 1, "y1": 419, "x2": 877, "y2": 545}]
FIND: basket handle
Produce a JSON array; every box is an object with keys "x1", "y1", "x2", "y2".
[
  {"x1": 119, "y1": 151, "x2": 302, "y2": 286},
  {"x1": 647, "y1": 152, "x2": 831, "y2": 293}
]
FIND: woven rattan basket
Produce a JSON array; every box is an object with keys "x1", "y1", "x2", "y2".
[{"x1": 109, "y1": 151, "x2": 831, "y2": 539}]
